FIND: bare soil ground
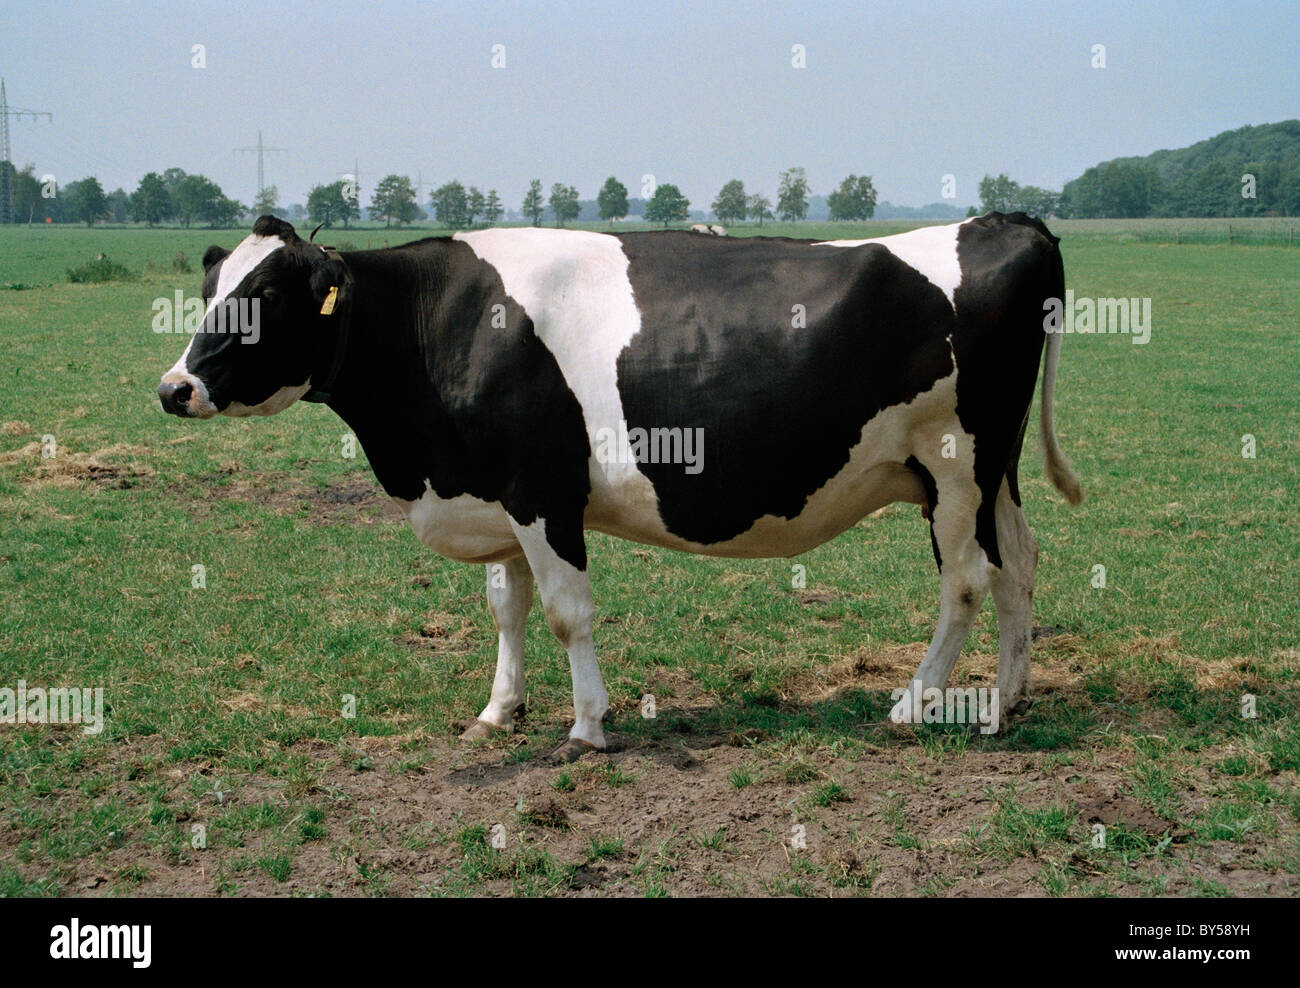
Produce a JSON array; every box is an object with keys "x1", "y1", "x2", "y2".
[{"x1": 23, "y1": 654, "x2": 1296, "y2": 898}]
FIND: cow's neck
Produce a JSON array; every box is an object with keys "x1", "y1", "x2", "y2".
[{"x1": 322, "y1": 244, "x2": 463, "y2": 504}]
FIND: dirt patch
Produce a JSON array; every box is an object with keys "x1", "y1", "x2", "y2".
[
  {"x1": 401, "y1": 613, "x2": 478, "y2": 654},
  {"x1": 19, "y1": 714, "x2": 1293, "y2": 899},
  {"x1": 173, "y1": 470, "x2": 403, "y2": 527},
  {"x1": 0, "y1": 441, "x2": 154, "y2": 489},
  {"x1": 1073, "y1": 791, "x2": 1180, "y2": 837}
]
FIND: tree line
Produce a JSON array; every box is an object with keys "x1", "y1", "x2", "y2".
[
  {"x1": 4, "y1": 118, "x2": 1295, "y2": 227},
  {"x1": 0, "y1": 161, "x2": 881, "y2": 229},
  {"x1": 0, "y1": 164, "x2": 245, "y2": 227}
]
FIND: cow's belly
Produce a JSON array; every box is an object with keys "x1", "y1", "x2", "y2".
[
  {"x1": 392, "y1": 488, "x2": 521, "y2": 563},
  {"x1": 583, "y1": 378, "x2": 954, "y2": 558},
  {"x1": 587, "y1": 457, "x2": 925, "y2": 558}
]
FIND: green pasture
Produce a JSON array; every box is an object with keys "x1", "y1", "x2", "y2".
[{"x1": 0, "y1": 217, "x2": 1296, "y2": 896}]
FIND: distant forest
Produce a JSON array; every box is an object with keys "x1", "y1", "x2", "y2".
[{"x1": 1058, "y1": 120, "x2": 1300, "y2": 218}]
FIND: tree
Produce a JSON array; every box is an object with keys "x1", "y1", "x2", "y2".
[
  {"x1": 597, "y1": 176, "x2": 629, "y2": 223},
  {"x1": 977, "y1": 174, "x2": 1064, "y2": 217},
  {"x1": 776, "y1": 167, "x2": 810, "y2": 221},
  {"x1": 252, "y1": 185, "x2": 280, "y2": 218},
  {"x1": 430, "y1": 180, "x2": 469, "y2": 228},
  {"x1": 827, "y1": 174, "x2": 877, "y2": 221},
  {"x1": 107, "y1": 188, "x2": 130, "y2": 224},
  {"x1": 340, "y1": 179, "x2": 361, "y2": 228},
  {"x1": 549, "y1": 183, "x2": 580, "y2": 226},
  {"x1": 1017, "y1": 185, "x2": 1060, "y2": 218},
  {"x1": 204, "y1": 194, "x2": 245, "y2": 228},
  {"x1": 130, "y1": 172, "x2": 171, "y2": 226},
  {"x1": 307, "y1": 181, "x2": 353, "y2": 229},
  {"x1": 746, "y1": 193, "x2": 773, "y2": 227},
  {"x1": 644, "y1": 183, "x2": 690, "y2": 226},
  {"x1": 161, "y1": 168, "x2": 188, "y2": 200},
  {"x1": 67, "y1": 177, "x2": 109, "y2": 226},
  {"x1": 467, "y1": 186, "x2": 487, "y2": 227},
  {"x1": 522, "y1": 179, "x2": 545, "y2": 226},
  {"x1": 978, "y1": 173, "x2": 1021, "y2": 213},
  {"x1": 370, "y1": 174, "x2": 418, "y2": 227},
  {"x1": 6, "y1": 164, "x2": 44, "y2": 224},
  {"x1": 172, "y1": 173, "x2": 223, "y2": 228},
  {"x1": 711, "y1": 179, "x2": 747, "y2": 224},
  {"x1": 483, "y1": 189, "x2": 504, "y2": 226}
]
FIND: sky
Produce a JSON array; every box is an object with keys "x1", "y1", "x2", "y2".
[{"x1": 2, "y1": 0, "x2": 1297, "y2": 211}]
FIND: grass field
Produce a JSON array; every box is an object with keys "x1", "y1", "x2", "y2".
[{"x1": 0, "y1": 217, "x2": 1297, "y2": 897}]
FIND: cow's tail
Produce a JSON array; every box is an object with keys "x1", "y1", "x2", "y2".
[{"x1": 1039, "y1": 323, "x2": 1083, "y2": 505}]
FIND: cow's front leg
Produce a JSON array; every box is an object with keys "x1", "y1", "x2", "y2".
[
  {"x1": 460, "y1": 553, "x2": 534, "y2": 741},
  {"x1": 509, "y1": 517, "x2": 608, "y2": 763}
]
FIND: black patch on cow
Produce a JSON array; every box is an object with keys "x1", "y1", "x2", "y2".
[
  {"x1": 1007, "y1": 407, "x2": 1030, "y2": 507},
  {"x1": 951, "y1": 212, "x2": 1065, "y2": 569},
  {"x1": 614, "y1": 232, "x2": 955, "y2": 546},
  {"x1": 905, "y1": 455, "x2": 942, "y2": 570},
  {"x1": 323, "y1": 240, "x2": 593, "y2": 570}
]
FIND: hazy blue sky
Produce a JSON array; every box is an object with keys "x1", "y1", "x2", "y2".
[{"x1": 3, "y1": 0, "x2": 1296, "y2": 210}]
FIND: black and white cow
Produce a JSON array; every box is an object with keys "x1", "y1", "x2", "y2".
[{"x1": 159, "y1": 213, "x2": 1081, "y2": 762}]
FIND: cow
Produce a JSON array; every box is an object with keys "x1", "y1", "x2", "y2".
[
  {"x1": 158, "y1": 213, "x2": 1081, "y2": 762},
  {"x1": 690, "y1": 223, "x2": 728, "y2": 236}
]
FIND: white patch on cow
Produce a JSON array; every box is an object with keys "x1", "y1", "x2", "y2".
[
  {"x1": 224, "y1": 381, "x2": 311, "y2": 417},
  {"x1": 816, "y1": 220, "x2": 968, "y2": 307},
  {"x1": 159, "y1": 233, "x2": 286, "y2": 416},
  {"x1": 452, "y1": 228, "x2": 668, "y2": 533},
  {"x1": 392, "y1": 481, "x2": 520, "y2": 564}
]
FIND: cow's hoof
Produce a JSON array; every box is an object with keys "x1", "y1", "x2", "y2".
[
  {"x1": 459, "y1": 719, "x2": 508, "y2": 742},
  {"x1": 548, "y1": 738, "x2": 602, "y2": 765},
  {"x1": 969, "y1": 696, "x2": 1033, "y2": 735}
]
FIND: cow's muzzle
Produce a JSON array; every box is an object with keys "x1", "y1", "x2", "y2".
[{"x1": 157, "y1": 379, "x2": 194, "y2": 416}]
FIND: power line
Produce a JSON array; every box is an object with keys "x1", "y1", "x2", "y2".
[{"x1": 1, "y1": 78, "x2": 53, "y2": 224}]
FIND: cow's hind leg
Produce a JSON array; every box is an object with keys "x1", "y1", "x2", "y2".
[
  {"x1": 891, "y1": 460, "x2": 996, "y2": 727},
  {"x1": 989, "y1": 481, "x2": 1038, "y2": 721},
  {"x1": 460, "y1": 553, "x2": 535, "y2": 741},
  {"x1": 508, "y1": 518, "x2": 609, "y2": 763}
]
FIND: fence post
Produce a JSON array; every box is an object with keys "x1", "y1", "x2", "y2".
[{"x1": 1228, "y1": 224, "x2": 1233, "y2": 245}]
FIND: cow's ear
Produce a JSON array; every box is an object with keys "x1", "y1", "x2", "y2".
[
  {"x1": 308, "y1": 250, "x2": 351, "y2": 316},
  {"x1": 202, "y1": 245, "x2": 230, "y2": 272}
]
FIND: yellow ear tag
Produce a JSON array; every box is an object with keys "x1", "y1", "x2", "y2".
[{"x1": 320, "y1": 286, "x2": 339, "y2": 315}]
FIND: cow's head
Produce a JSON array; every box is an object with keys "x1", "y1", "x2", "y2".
[{"x1": 157, "y1": 215, "x2": 350, "y2": 418}]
